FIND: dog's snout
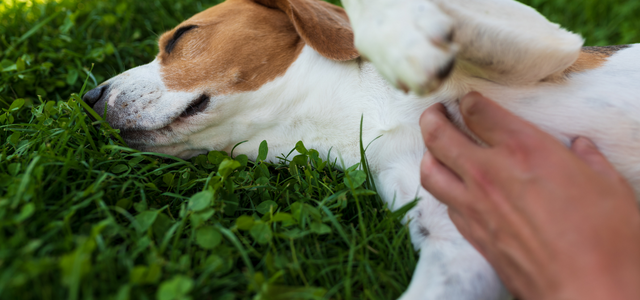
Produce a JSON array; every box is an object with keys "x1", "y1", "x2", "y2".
[{"x1": 83, "y1": 84, "x2": 109, "y2": 106}]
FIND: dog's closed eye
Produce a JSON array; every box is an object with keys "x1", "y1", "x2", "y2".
[{"x1": 165, "y1": 25, "x2": 198, "y2": 54}]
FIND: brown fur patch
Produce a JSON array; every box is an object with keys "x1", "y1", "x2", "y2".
[
  {"x1": 582, "y1": 45, "x2": 631, "y2": 56},
  {"x1": 564, "y1": 45, "x2": 630, "y2": 75},
  {"x1": 255, "y1": 0, "x2": 359, "y2": 61},
  {"x1": 543, "y1": 45, "x2": 629, "y2": 82},
  {"x1": 158, "y1": 0, "x2": 304, "y2": 93},
  {"x1": 157, "y1": 0, "x2": 358, "y2": 94}
]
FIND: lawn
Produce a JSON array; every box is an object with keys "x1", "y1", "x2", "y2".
[{"x1": 0, "y1": 0, "x2": 638, "y2": 300}]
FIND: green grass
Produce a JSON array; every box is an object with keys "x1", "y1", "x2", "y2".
[
  {"x1": 0, "y1": 0, "x2": 638, "y2": 299},
  {"x1": 0, "y1": 94, "x2": 417, "y2": 300}
]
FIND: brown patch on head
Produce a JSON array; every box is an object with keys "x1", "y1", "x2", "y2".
[
  {"x1": 543, "y1": 45, "x2": 629, "y2": 82},
  {"x1": 158, "y1": 0, "x2": 304, "y2": 93},
  {"x1": 157, "y1": 0, "x2": 358, "y2": 94}
]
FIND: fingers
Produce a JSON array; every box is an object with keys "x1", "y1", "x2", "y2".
[
  {"x1": 420, "y1": 151, "x2": 467, "y2": 203},
  {"x1": 449, "y1": 209, "x2": 471, "y2": 239},
  {"x1": 460, "y1": 92, "x2": 551, "y2": 147},
  {"x1": 449, "y1": 209, "x2": 489, "y2": 260},
  {"x1": 420, "y1": 103, "x2": 482, "y2": 177},
  {"x1": 571, "y1": 137, "x2": 621, "y2": 180}
]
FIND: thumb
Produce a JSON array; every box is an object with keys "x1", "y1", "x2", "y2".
[{"x1": 571, "y1": 137, "x2": 620, "y2": 180}]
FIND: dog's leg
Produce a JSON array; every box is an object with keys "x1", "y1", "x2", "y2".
[
  {"x1": 400, "y1": 231, "x2": 509, "y2": 300},
  {"x1": 342, "y1": 0, "x2": 584, "y2": 94},
  {"x1": 374, "y1": 154, "x2": 510, "y2": 300},
  {"x1": 342, "y1": 0, "x2": 457, "y2": 95}
]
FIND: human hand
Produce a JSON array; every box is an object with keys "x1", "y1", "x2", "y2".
[{"x1": 419, "y1": 92, "x2": 640, "y2": 300}]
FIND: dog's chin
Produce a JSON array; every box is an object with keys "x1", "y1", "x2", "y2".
[
  {"x1": 129, "y1": 142, "x2": 209, "y2": 159},
  {"x1": 156, "y1": 148, "x2": 209, "y2": 159},
  {"x1": 119, "y1": 128, "x2": 207, "y2": 159},
  {"x1": 119, "y1": 128, "x2": 169, "y2": 148}
]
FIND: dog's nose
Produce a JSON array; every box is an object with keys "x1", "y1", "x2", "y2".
[{"x1": 83, "y1": 84, "x2": 109, "y2": 106}]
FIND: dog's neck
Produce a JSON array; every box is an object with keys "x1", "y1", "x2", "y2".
[{"x1": 227, "y1": 46, "x2": 432, "y2": 171}]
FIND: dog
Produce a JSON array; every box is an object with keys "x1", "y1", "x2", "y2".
[{"x1": 82, "y1": 0, "x2": 640, "y2": 299}]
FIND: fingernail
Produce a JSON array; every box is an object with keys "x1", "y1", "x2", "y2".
[
  {"x1": 574, "y1": 137, "x2": 597, "y2": 150},
  {"x1": 460, "y1": 92, "x2": 485, "y2": 116},
  {"x1": 461, "y1": 91, "x2": 483, "y2": 103}
]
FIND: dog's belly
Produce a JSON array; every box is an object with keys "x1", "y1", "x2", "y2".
[{"x1": 458, "y1": 44, "x2": 640, "y2": 195}]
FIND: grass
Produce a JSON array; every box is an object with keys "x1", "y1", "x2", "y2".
[{"x1": 0, "y1": 0, "x2": 638, "y2": 299}]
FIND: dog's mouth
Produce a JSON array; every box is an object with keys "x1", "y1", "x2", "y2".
[
  {"x1": 119, "y1": 94, "x2": 211, "y2": 146},
  {"x1": 112, "y1": 94, "x2": 211, "y2": 151},
  {"x1": 180, "y1": 94, "x2": 210, "y2": 118}
]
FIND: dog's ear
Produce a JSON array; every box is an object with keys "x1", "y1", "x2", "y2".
[{"x1": 254, "y1": 0, "x2": 359, "y2": 61}]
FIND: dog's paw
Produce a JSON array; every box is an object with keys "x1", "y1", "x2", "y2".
[{"x1": 350, "y1": 0, "x2": 457, "y2": 95}]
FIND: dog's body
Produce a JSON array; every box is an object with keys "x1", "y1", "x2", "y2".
[{"x1": 83, "y1": 0, "x2": 640, "y2": 299}]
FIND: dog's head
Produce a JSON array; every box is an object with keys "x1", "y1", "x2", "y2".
[{"x1": 84, "y1": 0, "x2": 358, "y2": 158}]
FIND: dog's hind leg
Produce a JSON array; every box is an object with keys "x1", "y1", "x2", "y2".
[
  {"x1": 399, "y1": 232, "x2": 510, "y2": 300},
  {"x1": 373, "y1": 149, "x2": 510, "y2": 300}
]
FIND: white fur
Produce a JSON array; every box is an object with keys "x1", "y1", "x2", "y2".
[
  {"x1": 101, "y1": 59, "x2": 198, "y2": 130},
  {"x1": 98, "y1": 1, "x2": 640, "y2": 299}
]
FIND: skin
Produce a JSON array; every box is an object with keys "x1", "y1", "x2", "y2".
[{"x1": 419, "y1": 92, "x2": 640, "y2": 300}]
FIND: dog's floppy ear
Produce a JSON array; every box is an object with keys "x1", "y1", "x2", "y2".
[{"x1": 254, "y1": 0, "x2": 359, "y2": 61}]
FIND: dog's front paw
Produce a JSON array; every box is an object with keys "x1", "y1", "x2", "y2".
[{"x1": 349, "y1": 0, "x2": 457, "y2": 95}]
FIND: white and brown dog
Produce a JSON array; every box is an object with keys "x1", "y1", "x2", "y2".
[{"x1": 83, "y1": 0, "x2": 640, "y2": 299}]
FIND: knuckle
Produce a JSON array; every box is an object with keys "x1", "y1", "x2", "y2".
[
  {"x1": 420, "y1": 166, "x2": 436, "y2": 189},
  {"x1": 501, "y1": 139, "x2": 528, "y2": 155},
  {"x1": 499, "y1": 139, "x2": 534, "y2": 168},
  {"x1": 420, "y1": 153, "x2": 436, "y2": 176},
  {"x1": 464, "y1": 161, "x2": 490, "y2": 184},
  {"x1": 450, "y1": 148, "x2": 469, "y2": 164}
]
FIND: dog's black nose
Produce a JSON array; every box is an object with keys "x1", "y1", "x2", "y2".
[{"x1": 83, "y1": 84, "x2": 109, "y2": 106}]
